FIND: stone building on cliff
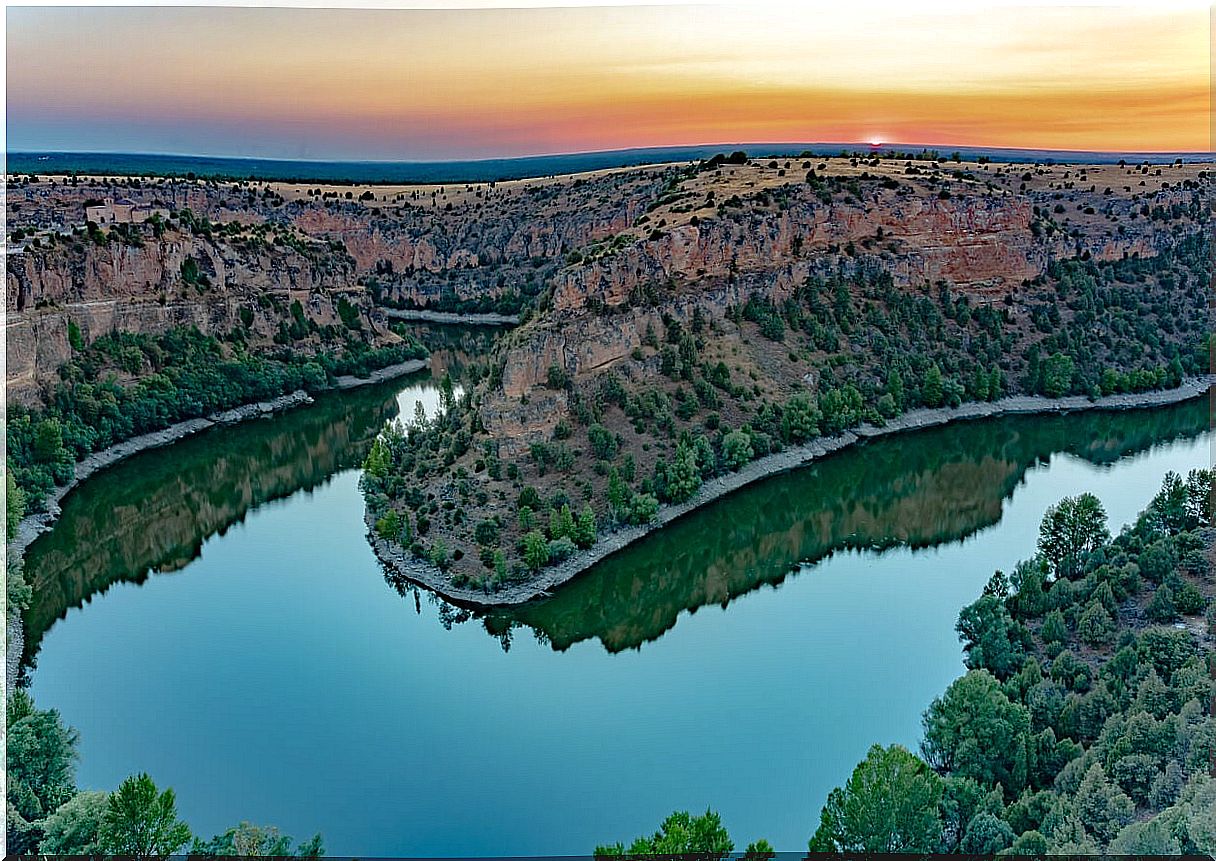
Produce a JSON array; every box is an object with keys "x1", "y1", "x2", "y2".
[{"x1": 85, "y1": 196, "x2": 168, "y2": 225}]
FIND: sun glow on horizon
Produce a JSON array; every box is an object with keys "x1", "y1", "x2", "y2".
[{"x1": 6, "y1": 4, "x2": 1208, "y2": 159}]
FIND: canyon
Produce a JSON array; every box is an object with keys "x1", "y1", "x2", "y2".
[{"x1": 6, "y1": 154, "x2": 1211, "y2": 599}]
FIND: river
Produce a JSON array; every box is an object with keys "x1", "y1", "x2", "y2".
[{"x1": 21, "y1": 370, "x2": 1212, "y2": 856}]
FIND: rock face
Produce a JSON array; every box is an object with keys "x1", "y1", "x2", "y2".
[
  {"x1": 357, "y1": 155, "x2": 1211, "y2": 595},
  {"x1": 5, "y1": 167, "x2": 671, "y2": 401},
  {"x1": 5, "y1": 226, "x2": 383, "y2": 404},
  {"x1": 491, "y1": 162, "x2": 1202, "y2": 407}
]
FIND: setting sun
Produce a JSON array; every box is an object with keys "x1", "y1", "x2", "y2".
[{"x1": 6, "y1": 4, "x2": 1208, "y2": 158}]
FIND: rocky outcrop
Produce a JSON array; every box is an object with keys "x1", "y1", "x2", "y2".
[
  {"x1": 550, "y1": 190, "x2": 1179, "y2": 314},
  {"x1": 4, "y1": 230, "x2": 390, "y2": 404}
]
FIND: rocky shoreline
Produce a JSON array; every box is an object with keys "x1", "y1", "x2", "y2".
[
  {"x1": 369, "y1": 375, "x2": 1216, "y2": 609},
  {"x1": 334, "y1": 358, "x2": 427, "y2": 388},
  {"x1": 5, "y1": 357, "x2": 427, "y2": 691},
  {"x1": 381, "y1": 307, "x2": 520, "y2": 326}
]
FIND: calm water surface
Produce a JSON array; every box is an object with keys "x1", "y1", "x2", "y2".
[{"x1": 24, "y1": 380, "x2": 1213, "y2": 856}]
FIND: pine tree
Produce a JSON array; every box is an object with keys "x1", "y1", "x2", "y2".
[{"x1": 574, "y1": 505, "x2": 597, "y2": 549}]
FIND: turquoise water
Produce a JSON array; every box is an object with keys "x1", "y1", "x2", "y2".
[{"x1": 23, "y1": 382, "x2": 1212, "y2": 856}]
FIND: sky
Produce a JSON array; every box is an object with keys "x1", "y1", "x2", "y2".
[{"x1": 5, "y1": 2, "x2": 1210, "y2": 160}]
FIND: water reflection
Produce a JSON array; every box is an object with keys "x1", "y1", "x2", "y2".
[
  {"x1": 474, "y1": 399, "x2": 1212, "y2": 653},
  {"x1": 392, "y1": 322, "x2": 503, "y2": 380},
  {"x1": 22, "y1": 371, "x2": 1211, "y2": 669},
  {"x1": 20, "y1": 377, "x2": 417, "y2": 668},
  {"x1": 22, "y1": 322, "x2": 509, "y2": 670}
]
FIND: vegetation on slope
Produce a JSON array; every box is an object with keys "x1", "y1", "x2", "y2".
[
  {"x1": 592, "y1": 471, "x2": 1215, "y2": 854},
  {"x1": 7, "y1": 326, "x2": 426, "y2": 513},
  {"x1": 361, "y1": 219, "x2": 1211, "y2": 591}
]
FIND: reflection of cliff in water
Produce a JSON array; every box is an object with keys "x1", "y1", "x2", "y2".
[
  {"x1": 21, "y1": 378, "x2": 413, "y2": 666},
  {"x1": 395, "y1": 323, "x2": 505, "y2": 380},
  {"x1": 472, "y1": 399, "x2": 1210, "y2": 654}
]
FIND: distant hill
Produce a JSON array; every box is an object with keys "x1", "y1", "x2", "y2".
[{"x1": 8, "y1": 143, "x2": 1212, "y2": 184}]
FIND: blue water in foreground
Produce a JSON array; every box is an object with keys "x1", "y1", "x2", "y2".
[{"x1": 25, "y1": 380, "x2": 1213, "y2": 855}]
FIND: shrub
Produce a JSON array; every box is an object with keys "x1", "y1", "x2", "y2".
[
  {"x1": 547, "y1": 537, "x2": 577, "y2": 562},
  {"x1": 722, "y1": 430, "x2": 754, "y2": 470},
  {"x1": 1077, "y1": 600, "x2": 1115, "y2": 647},
  {"x1": 587, "y1": 424, "x2": 618, "y2": 460},
  {"x1": 523, "y1": 530, "x2": 550, "y2": 570},
  {"x1": 1172, "y1": 579, "x2": 1205, "y2": 615},
  {"x1": 626, "y1": 493, "x2": 659, "y2": 525},
  {"x1": 1145, "y1": 585, "x2": 1178, "y2": 623}
]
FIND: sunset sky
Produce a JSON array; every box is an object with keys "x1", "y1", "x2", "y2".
[{"x1": 6, "y1": 3, "x2": 1209, "y2": 160}]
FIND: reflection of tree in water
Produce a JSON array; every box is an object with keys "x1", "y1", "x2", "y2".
[
  {"x1": 21, "y1": 377, "x2": 417, "y2": 668},
  {"x1": 394, "y1": 323, "x2": 505, "y2": 381},
  {"x1": 424, "y1": 399, "x2": 1209, "y2": 654}
]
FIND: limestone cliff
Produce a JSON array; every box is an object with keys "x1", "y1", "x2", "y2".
[{"x1": 360, "y1": 155, "x2": 1211, "y2": 590}]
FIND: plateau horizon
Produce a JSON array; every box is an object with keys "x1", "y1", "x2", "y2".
[{"x1": 9, "y1": 142, "x2": 1213, "y2": 185}]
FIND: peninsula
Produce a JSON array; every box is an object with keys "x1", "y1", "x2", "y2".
[{"x1": 355, "y1": 152, "x2": 1211, "y2": 601}]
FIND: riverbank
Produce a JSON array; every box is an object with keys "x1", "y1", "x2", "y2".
[
  {"x1": 334, "y1": 358, "x2": 428, "y2": 388},
  {"x1": 5, "y1": 357, "x2": 427, "y2": 690},
  {"x1": 381, "y1": 308, "x2": 520, "y2": 326},
  {"x1": 369, "y1": 375, "x2": 1216, "y2": 609}
]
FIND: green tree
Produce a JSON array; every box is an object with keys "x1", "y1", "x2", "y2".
[
  {"x1": 546, "y1": 363, "x2": 568, "y2": 390},
  {"x1": 886, "y1": 367, "x2": 906, "y2": 411},
  {"x1": 33, "y1": 418, "x2": 66, "y2": 464},
  {"x1": 1041, "y1": 609, "x2": 1068, "y2": 654},
  {"x1": 574, "y1": 505, "x2": 597, "y2": 549},
  {"x1": 40, "y1": 790, "x2": 109, "y2": 855},
  {"x1": 587, "y1": 423, "x2": 618, "y2": 460},
  {"x1": 6, "y1": 690, "x2": 79, "y2": 822},
  {"x1": 742, "y1": 838, "x2": 774, "y2": 861},
  {"x1": 595, "y1": 809, "x2": 733, "y2": 858},
  {"x1": 781, "y1": 395, "x2": 820, "y2": 443},
  {"x1": 1037, "y1": 493, "x2": 1109, "y2": 579},
  {"x1": 99, "y1": 773, "x2": 192, "y2": 858},
  {"x1": 956, "y1": 593, "x2": 1024, "y2": 679},
  {"x1": 921, "y1": 670, "x2": 1030, "y2": 789},
  {"x1": 192, "y1": 821, "x2": 325, "y2": 857},
  {"x1": 549, "y1": 504, "x2": 576, "y2": 541},
  {"x1": 960, "y1": 811, "x2": 1015, "y2": 853},
  {"x1": 374, "y1": 509, "x2": 401, "y2": 540},
  {"x1": 1074, "y1": 762, "x2": 1134, "y2": 844},
  {"x1": 362, "y1": 437, "x2": 390, "y2": 478},
  {"x1": 666, "y1": 440, "x2": 702, "y2": 503},
  {"x1": 523, "y1": 530, "x2": 550, "y2": 571},
  {"x1": 922, "y1": 363, "x2": 944, "y2": 407},
  {"x1": 809, "y1": 744, "x2": 943, "y2": 852},
  {"x1": 1077, "y1": 599, "x2": 1115, "y2": 647},
  {"x1": 722, "y1": 430, "x2": 754, "y2": 470},
  {"x1": 1041, "y1": 352, "x2": 1075, "y2": 397},
  {"x1": 1145, "y1": 583, "x2": 1178, "y2": 622},
  {"x1": 438, "y1": 373, "x2": 456, "y2": 413},
  {"x1": 7, "y1": 465, "x2": 27, "y2": 540},
  {"x1": 1109, "y1": 814, "x2": 1182, "y2": 854},
  {"x1": 626, "y1": 493, "x2": 659, "y2": 525},
  {"x1": 67, "y1": 319, "x2": 85, "y2": 352},
  {"x1": 607, "y1": 467, "x2": 629, "y2": 522}
]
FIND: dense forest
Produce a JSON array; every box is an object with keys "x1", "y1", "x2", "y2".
[
  {"x1": 593, "y1": 471, "x2": 1215, "y2": 855},
  {"x1": 6, "y1": 325, "x2": 426, "y2": 518}
]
